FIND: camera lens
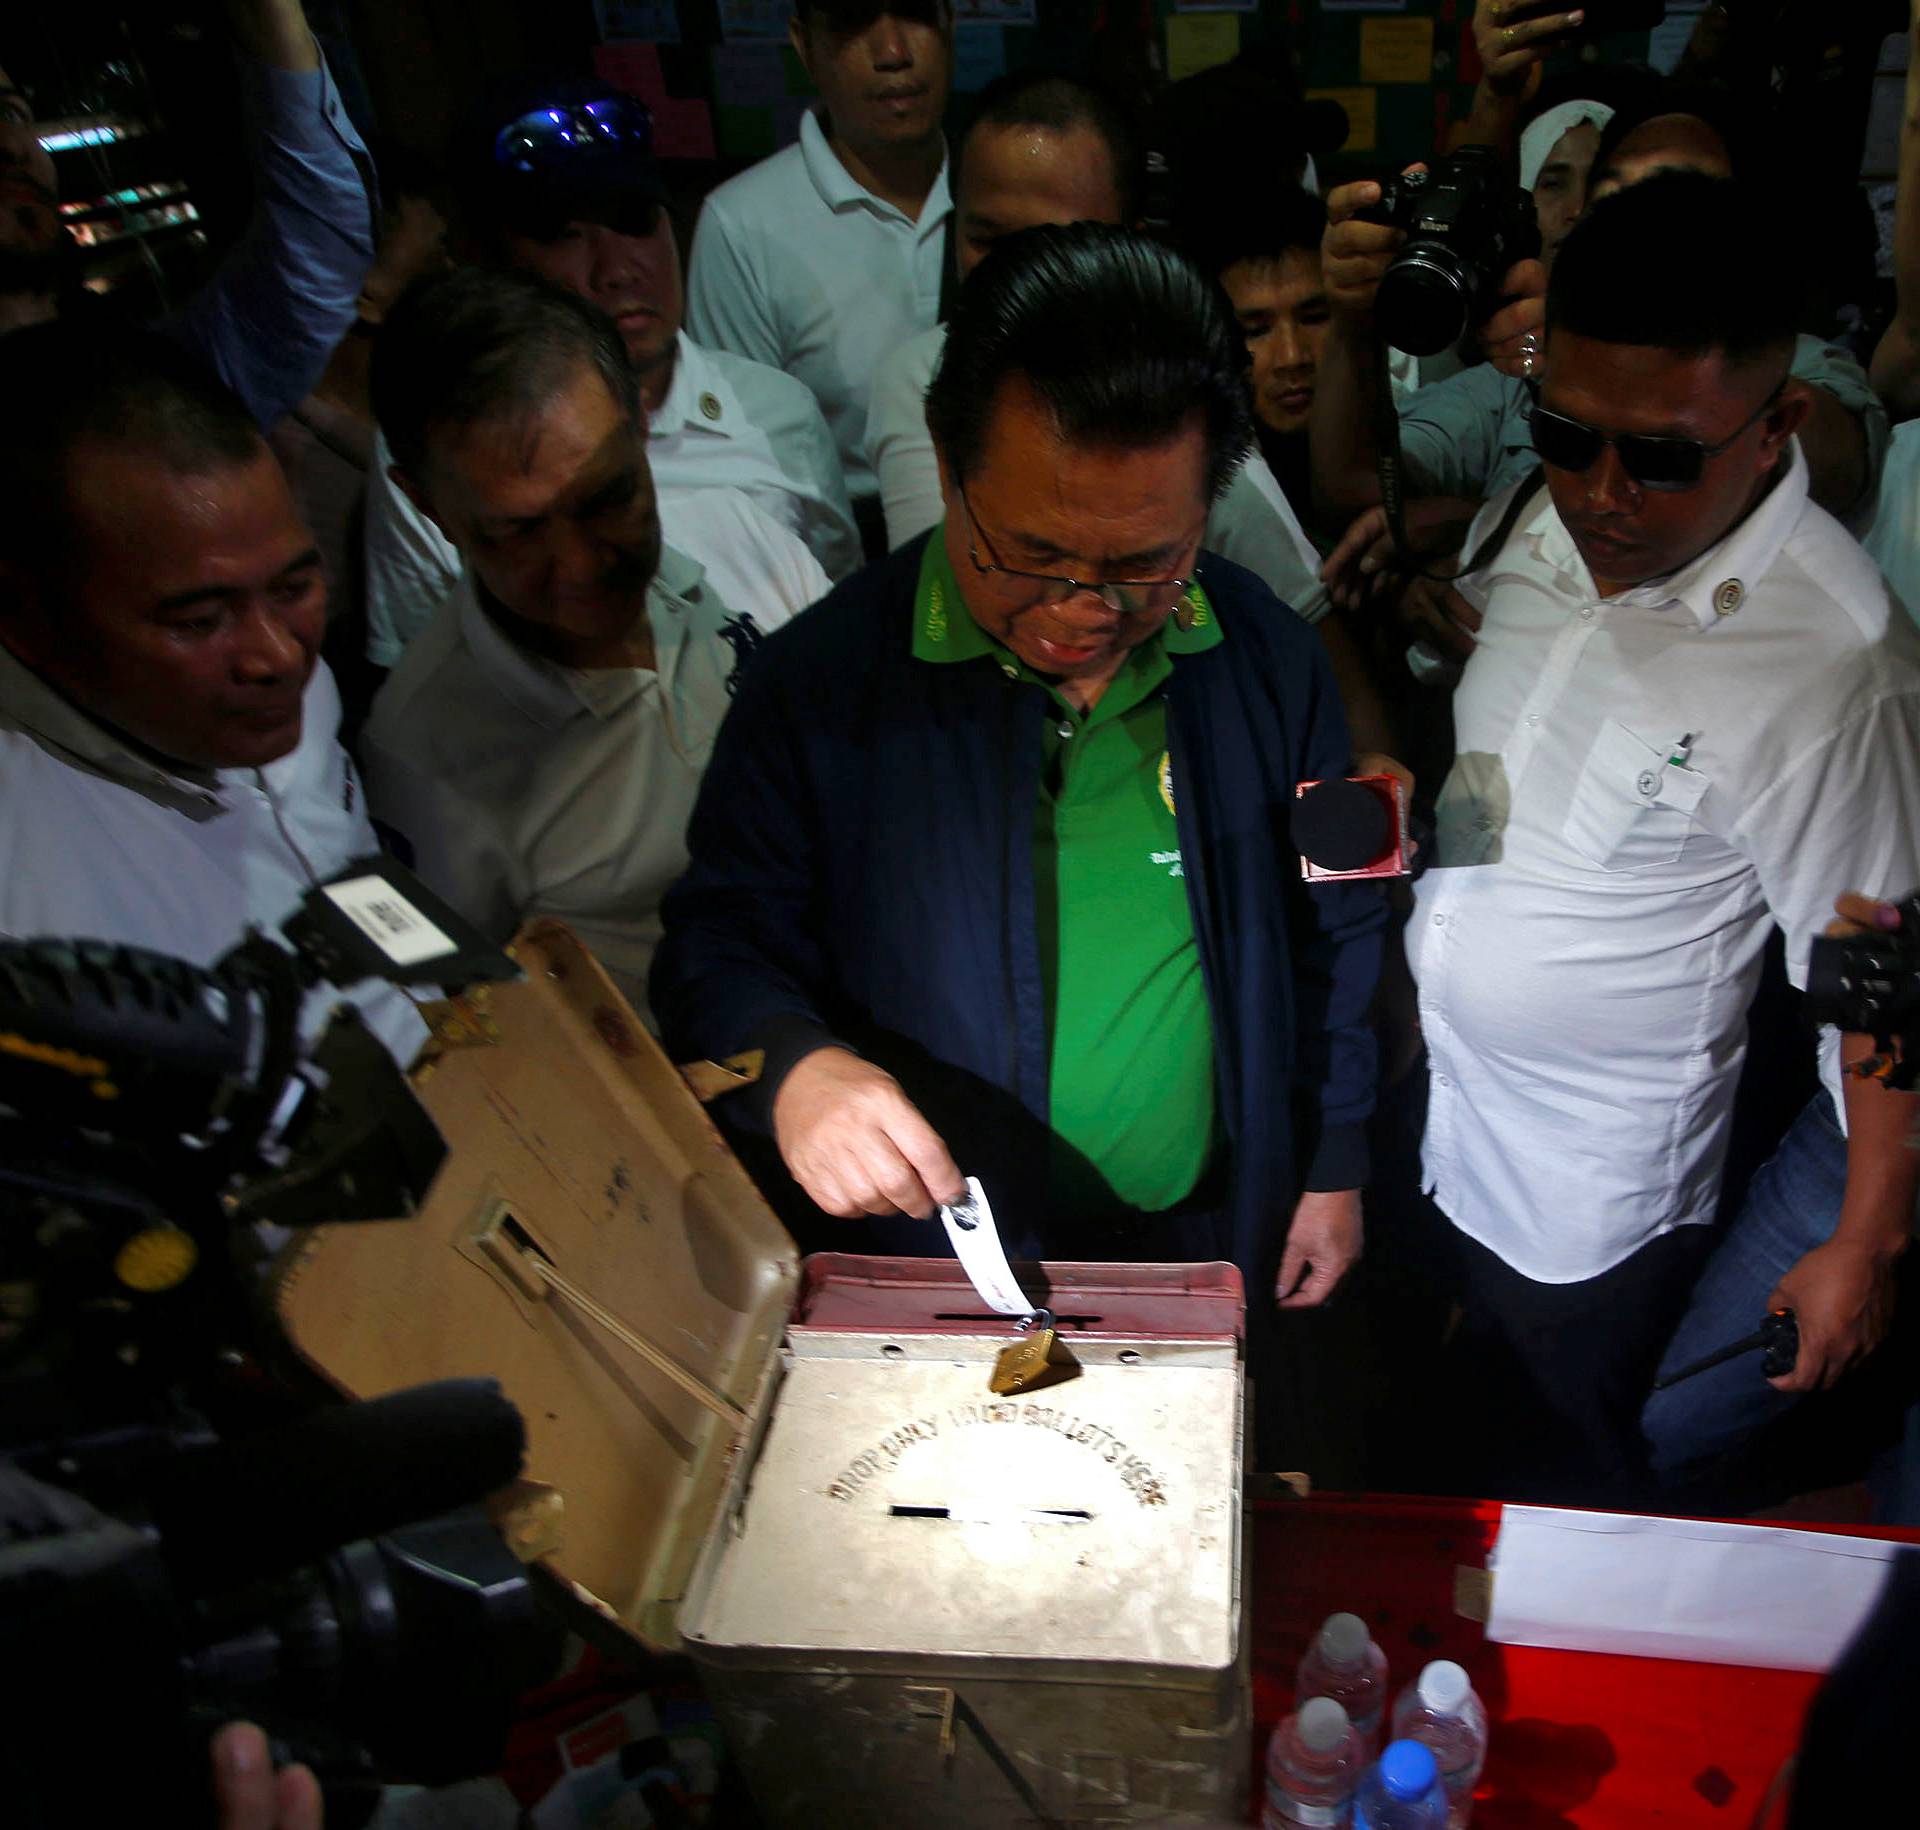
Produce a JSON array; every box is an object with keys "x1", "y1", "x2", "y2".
[{"x1": 1377, "y1": 245, "x2": 1474, "y2": 357}]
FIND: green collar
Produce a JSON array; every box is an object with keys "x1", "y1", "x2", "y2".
[{"x1": 911, "y1": 523, "x2": 1223, "y2": 669}]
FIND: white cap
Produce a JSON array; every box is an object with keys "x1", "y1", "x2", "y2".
[
  {"x1": 1518, "y1": 98, "x2": 1616, "y2": 193},
  {"x1": 1297, "y1": 1697, "x2": 1350, "y2": 1753},
  {"x1": 1318, "y1": 1612, "x2": 1369, "y2": 1665},
  {"x1": 1418, "y1": 1659, "x2": 1472, "y2": 1714}
]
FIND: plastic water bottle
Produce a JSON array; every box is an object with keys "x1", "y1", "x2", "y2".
[
  {"x1": 1262, "y1": 1696, "x2": 1365, "y2": 1829},
  {"x1": 1389, "y1": 1660, "x2": 1488, "y2": 1829},
  {"x1": 1352, "y1": 1740, "x2": 1449, "y2": 1830},
  {"x1": 1295, "y1": 1612, "x2": 1390, "y2": 1753}
]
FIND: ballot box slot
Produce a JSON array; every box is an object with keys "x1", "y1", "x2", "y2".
[
  {"x1": 931, "y1": 1311, "x2": 1104, "y2": 1329},
  {"x1": 889, "y1": 1504, "x2": 1093, "y2": 1524}
]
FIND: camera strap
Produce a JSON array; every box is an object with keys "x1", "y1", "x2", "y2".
[{"x1": 1372, "y1": 334, "x2": 1547, "y2": 586}]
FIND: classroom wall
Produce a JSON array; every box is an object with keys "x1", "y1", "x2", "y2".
[{"x1": 345, "y1": 0, "x2": 1695, "y2": 190}]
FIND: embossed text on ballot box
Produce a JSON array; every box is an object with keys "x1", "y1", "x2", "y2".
[{"x1": 676, "y1": 1255, "x2": 1251, "y2": 1827}]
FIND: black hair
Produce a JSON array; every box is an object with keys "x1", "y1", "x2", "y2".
[
  {"x1": 1589, "y1": 82, "x2": 1772, "y2": 193},
  {"x1": 925, "y1": 221, "x2": 1251, "y2": 502},
  {"x1": 372, "y1": 264, "x2": 639, "y2": 480},
  {"x1": 1547, "y1": 172, "x2": 1794, "y2": 368},
  {"x1": 794, "y1": 0, "x2": 946, "y2": 32},
  {"x1": 961, "y1": 72, "x2": 1145, "y2": 228},
  {"x1": 0, "y1": 322, "x2": 263, "y2": 583},
  {"x1": 1520, "y1": 62, "x2": 1663, "y2": 141},
  {"x1": 1181, "y1": 185, "x2": 1326, "y2": 283}
]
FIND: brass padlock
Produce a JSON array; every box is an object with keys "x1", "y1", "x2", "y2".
[{"x1": 990, "y1": 1308, "x2": 1057, "y2": 1395}]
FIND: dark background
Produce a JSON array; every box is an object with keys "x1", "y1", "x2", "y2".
[{"x1": 5, "y1": 3, "x2": 1906, "y2": 322}]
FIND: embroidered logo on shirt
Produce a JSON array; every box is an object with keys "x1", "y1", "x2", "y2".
[
  {"x1": 1158, "y1": 750, "x2": 1176, "y2": 816},
  {"x1": 1150, "y1": 849, "x2": 1185, "y2": 878},
  {"x1": 925, "y1": 575, "x2": 948, "y2": 648},
  {"x1": 717, "y1": 613, "x2": 766, "y2": 696}
]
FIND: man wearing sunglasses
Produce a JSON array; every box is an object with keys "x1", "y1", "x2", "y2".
[
  {"x1": 1406, "y1": 174, "x2": 1920, "y2": 1503},
  {"x1": 655, "y1": 226, "x2": 1386, "y2": 1464},
  {"x1": 362, "y1": 80, "x2": 858, "y2": 669},
  {"x1": 1311, "y1": 92, "x2": 1887, "y2": 668}
]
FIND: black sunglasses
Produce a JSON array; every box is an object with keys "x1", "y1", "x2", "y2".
[{"x1": 1526, "y1": 373, "x2": 1790, "y2": 493}]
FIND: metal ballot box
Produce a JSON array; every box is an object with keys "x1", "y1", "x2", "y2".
[{"x1": 276, "y1": 924, "x2": 1249, "y2": 1827}]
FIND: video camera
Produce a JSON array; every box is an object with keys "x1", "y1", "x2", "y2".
[
  {"x1": 1807, "y1": 894, "x2": 1920, "y2": 1091},
  {"x1": 0, "y1": 861, "x2": 562, "y2": 1828},
  {"x1": 1361, "y1": 145, "x2": 1541, "y2": 358}
]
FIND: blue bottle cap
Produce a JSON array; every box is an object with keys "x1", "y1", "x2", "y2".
[{"x1": 1380, "y1": 1739, "x2": 1439, "y2": 1801}]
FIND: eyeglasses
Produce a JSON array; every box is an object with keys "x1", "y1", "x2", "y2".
[
  {"x1": 1526, "y1": 373, "x2": 1790, "y2": 493},
  {"x1": 957, "y1": 483, "x2": 1197, "y2": 616},
  {"x1": 495, "y1": 96, "x2": 654, "y2": 178}
]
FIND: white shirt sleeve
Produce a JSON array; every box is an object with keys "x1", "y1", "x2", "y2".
[
  {"x1": 685, "y1": 198, "x2": 785, "y2": 372},
  {"x1": 866, "y1": 332, "x2": 944, "y2": 551},
  {"x1": 667, "y1": 488, "x2": 831, "y2": 634},
  {"x1": 362, "y1": 432, "x2": 463, "y2": 668},
  {"x1": 753, "y1": 515, "x2": 832, "y2": 631},
  {"x1": 754, "y1": 372, "x2": 862, "y2": 579},
  {"x1": 1734, "y1": 687, "x2": 1920, "y2": 991},
  {"x1": 1204, "y1": 457, "x2": 1329, "y2": 622},
  {"x1": 1733, "y1": 682, "x2": 1920, "y2": 1126}
]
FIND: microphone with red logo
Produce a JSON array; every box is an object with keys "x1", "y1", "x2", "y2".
[{"x1": 1291, "y1": 775, "x2": 1413, "y2": 883}]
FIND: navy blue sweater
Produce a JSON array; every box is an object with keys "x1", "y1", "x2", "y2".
[{"x1": 652, "y1": 537, "x2": 1385, "y2": 1283}]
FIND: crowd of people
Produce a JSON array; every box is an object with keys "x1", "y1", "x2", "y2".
[{"x1": 8, "y1": 0, "x2": 1920, "y2": 1555}]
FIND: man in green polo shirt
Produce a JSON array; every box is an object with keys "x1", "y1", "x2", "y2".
[
  {"x1": 656, "y1": 223, "x2": 1385, "y2": 1318},
  {"x1": 913, "y1": 526, "x2": 1224, "y2": 1219}
]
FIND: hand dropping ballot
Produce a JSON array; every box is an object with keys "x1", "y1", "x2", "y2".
[{"x1": 939, "y1": 1176, "x2": 1069, "y2": 1395}]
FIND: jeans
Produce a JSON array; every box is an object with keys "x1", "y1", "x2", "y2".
[
  {"x1": 1642, "y1": 1090, "x2": 1920, "y2": 1521},
  {"x1": 1640, "y1": 1090, "x2": 1849, "y2": 1483}
]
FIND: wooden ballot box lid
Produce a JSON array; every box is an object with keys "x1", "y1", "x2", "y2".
[{"x1": 274, "y1": 920, "x2": 801, "y2": 1652}]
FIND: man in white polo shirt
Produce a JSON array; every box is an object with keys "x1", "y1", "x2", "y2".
[
  {"x1": 363, "y1": 81, "x2": 857, "y2": 668},
  {"x1": 360, "y1": 268, "x2": 827, "y2": 1019},
  {"x1": 686, "y1": 0, "x2": 953, "y2": 524},
  {"x1": 0, "y1": 325, "x2": 425, "y2": 1066},
  {"x1": 1410, "y1": 174, "x2": 1920, "y2": 1501}
]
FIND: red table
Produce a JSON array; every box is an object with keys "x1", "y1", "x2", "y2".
[
  {"x1": 1249, "y1": 1495, "x2": 1920, "y2": 1827},
  {"x1": 506, "y1": 1493, "x2": 1915, "y2": 1824}
]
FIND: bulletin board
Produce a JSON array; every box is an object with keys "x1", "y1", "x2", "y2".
[{"x1": 578, "y1": 0, "x2": 1690, "y2": 180}]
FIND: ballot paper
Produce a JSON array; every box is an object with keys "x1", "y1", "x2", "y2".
[
  {"x1": 938, "y1": 1176, "x2": 1039, "y2": 1319},
  {"x1": 1486, "y1": 1505, "x2": 1905, "y2": 1672}
]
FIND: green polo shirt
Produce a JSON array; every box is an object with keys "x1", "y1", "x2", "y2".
[{"x1": 913, "y1": 530, "x2": 1222, "y2": 1215}]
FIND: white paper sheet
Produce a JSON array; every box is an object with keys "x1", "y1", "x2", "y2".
[
  {"x1": 938, "y1": 1177, "x2": 1038, "y2": 1319},
  {"x1": 1486, "y1": 1506, "x2": 1904, "y2": 1672}
]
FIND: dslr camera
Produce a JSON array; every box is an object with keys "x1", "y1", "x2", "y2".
[
  {"x1": 1807, "y1": 894, "x2": 1920, "y2": 1089},
  {"x1": 1361, "y1": 145, "x2": 1541, "y2": 357}
]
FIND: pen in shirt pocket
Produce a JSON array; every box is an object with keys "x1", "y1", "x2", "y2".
[{"x1": 1667, "y1": 732, "x2": 1695, "y2": 768}]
